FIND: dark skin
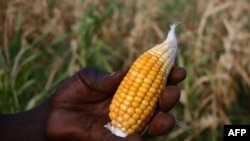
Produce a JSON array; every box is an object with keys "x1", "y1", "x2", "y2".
[{"x1": 0, "y1": 66, "x2": 186, "y2": 141}]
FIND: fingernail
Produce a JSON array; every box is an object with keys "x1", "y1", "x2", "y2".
[{"x1": 109, "y1": 72, "x2": 117, "y2": 76}]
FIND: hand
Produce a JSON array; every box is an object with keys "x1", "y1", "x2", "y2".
[{"x1": 45, "y1": 66, "x2": 186, "y2": 141}]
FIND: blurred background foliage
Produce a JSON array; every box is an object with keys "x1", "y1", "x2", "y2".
[{"x1": 0, "y1": 0, "x2": 250, "y2": 140}]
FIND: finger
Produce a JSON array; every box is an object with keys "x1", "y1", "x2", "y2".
[
  {"x1": 123, "y1": 134, "x2": 143, "y2": 141},
  {"x1": 77, "y1": 67, "x2": 126, "y2": 94},
  {"x1": 159, "y1": 86, "x2": 181, "y2": 112},
  {"x1": 98, "y1": 71, "x2": 126, "y2": 94},
  {"x1": 167, "y1": 66, "x2": 187, "y2": 85},
  {"x1": 146, "y1": 113, "x2": 175, "y2": 136}
]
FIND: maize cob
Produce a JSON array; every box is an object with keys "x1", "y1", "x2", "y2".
[{"x1": 105, "y1": 24, "x2": 178, "y2": 137}]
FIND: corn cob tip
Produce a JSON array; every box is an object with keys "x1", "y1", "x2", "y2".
[{"x1": 164, "y1": 23, "x2": 179, "y2": 47}]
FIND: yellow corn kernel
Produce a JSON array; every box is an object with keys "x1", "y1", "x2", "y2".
[{"x1": 104, "y1": 24, "x2": 178, "y2": 137}]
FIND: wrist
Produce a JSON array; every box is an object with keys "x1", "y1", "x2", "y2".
[{"x1": 0, "y1": 100, "x2": 49, "y2": 141}]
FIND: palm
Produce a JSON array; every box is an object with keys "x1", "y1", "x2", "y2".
[{"x1": 46, "y1": 67, "x2": 127, "y2": 140}]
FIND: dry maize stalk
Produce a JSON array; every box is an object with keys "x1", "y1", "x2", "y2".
[{"x1": 105, "y1": 24, "x2": 178, "y2": 137}]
